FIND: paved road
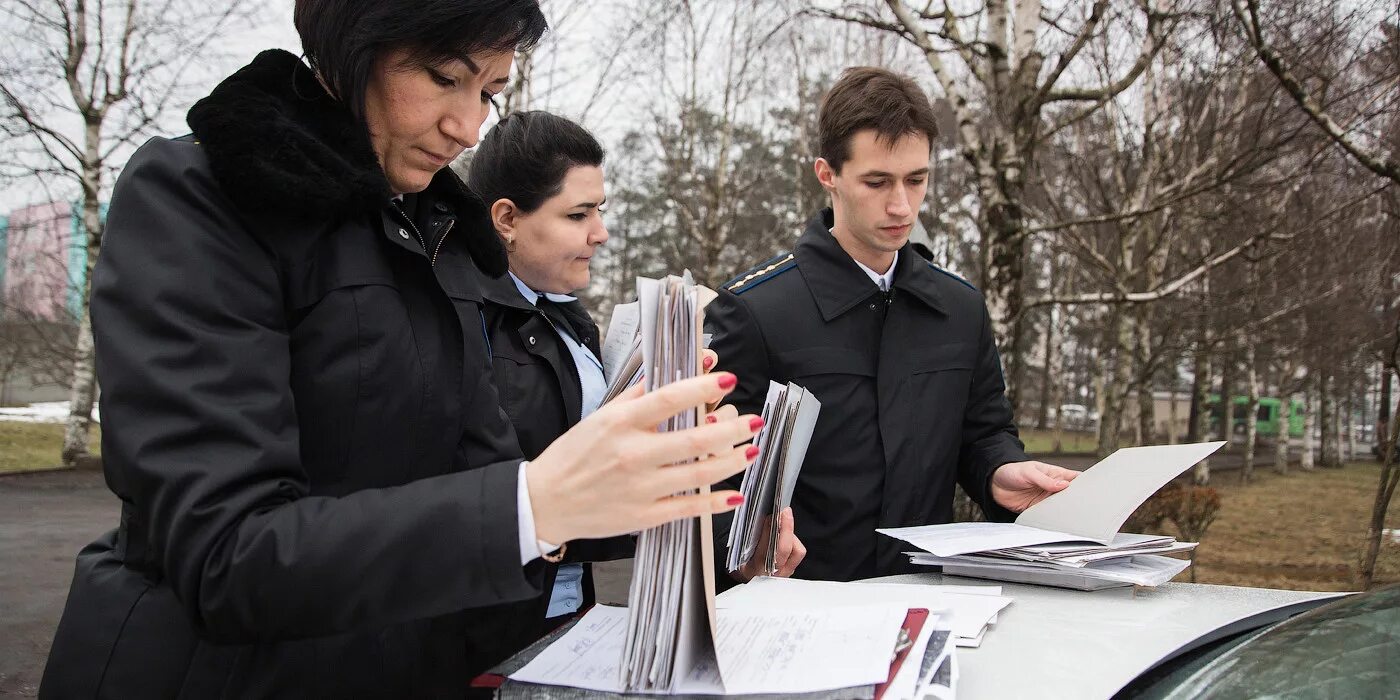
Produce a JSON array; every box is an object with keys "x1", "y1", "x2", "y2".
[
  {"x1": 0, "y1": 469, "x2": 118, "y2": 697},
  {"x1": 0, "y1": 468, "x2": 635, "y2": 698}
]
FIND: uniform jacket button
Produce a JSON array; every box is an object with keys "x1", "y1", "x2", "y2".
[
  {"x1": 528, "y1": 336, "x2": 537, "y2": 346},
  {"x1": 397, "y1": 228, "x2": 410, "y2": 239}
]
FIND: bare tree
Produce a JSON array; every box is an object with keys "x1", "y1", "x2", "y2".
[
  {"x1": 1232, "y1": 1, "x2": 1400, "y2": 184},
  {"x1": 1, "y1": 0, "x2": 252, "y2": 466}
]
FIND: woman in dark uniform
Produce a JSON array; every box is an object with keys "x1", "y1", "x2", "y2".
[
  {"x1": 39, "y1": 3, "x2": 761, "y2": 698},
  {"x1": 470, "y1": 112, "x2": 807, "y2": 644}
]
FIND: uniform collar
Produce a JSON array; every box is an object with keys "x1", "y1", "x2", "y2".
[
  {"x1": 794, "y1": 209, "x2": 947, "y2": 320},
  {"x1": 508, "y1": 272, "x2": 579, "y2": 307}
]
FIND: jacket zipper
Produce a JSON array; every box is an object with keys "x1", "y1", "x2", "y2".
[
  {"x1": 392, "y1": 202, "x2": 453, "y2": 267},
  {"x1": 430, "y1": 219, "x2": 454, "y2": 266}
]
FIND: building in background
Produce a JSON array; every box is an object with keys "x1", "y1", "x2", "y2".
[
  {"x1": 0, "y1": 200, "x2": 101, "y2": 405},
  {"x1": 1, "y1": 200, "x2": 94, "y2": 322}
]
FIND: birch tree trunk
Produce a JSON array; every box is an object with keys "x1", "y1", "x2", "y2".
[
  {"x1": 1192, "y1": 343, "x2": 1213, "y2": 484},
  {"x1": 1321, "y1": 374, "x2": 1339, "y2": 468},
  {"x1": 1302, "y1": 374, "x2": 1317, "y2": 471},
  {"x1": 1098, "y1": 308, "x2": 1132, "y2": 457},
  {"x1": 1274, "y1": 390, "x2": 1291, "y2": 475},
  {"x1": 1345, "y1": 392, "x2": 1357, "y2": 464},
  {"x1": 1243, "y1": 344, "x2": 1259, "y2": 482}
]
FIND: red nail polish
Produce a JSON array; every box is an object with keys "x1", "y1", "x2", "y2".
[
  {"x1": 717, "y1": 373, "x2": 737, "y2": 390},
  {"x1": 703, "y1": 355, "x2": 715, "y2": 370},
  {"x1": 746, "y1": 445, "x2": 760, "y2": 460},
  {"x1": 706, "y1": 415, "x2": 718, "y2": 424},
  {"x1": 749, "y1": 416, "x2": 765, "y2": 432},
  {"x1": 727, "y1": 494, "x2": 745, "y2": 506}
]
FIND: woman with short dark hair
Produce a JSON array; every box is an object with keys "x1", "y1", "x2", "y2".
[
  {"x1": 469, "y1": 113, "x2": 806, "y2": 644},
  {"x1": 40, "y1": 2, "x2": 760, "y2": 697}
]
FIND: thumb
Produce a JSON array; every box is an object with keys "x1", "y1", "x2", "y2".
[{"x1": 1029, "y1": 466, "x2": 1071, "y2": 492}]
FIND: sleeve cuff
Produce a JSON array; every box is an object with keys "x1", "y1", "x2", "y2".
[{"x1": 517, "y1": 461, "x2": 560, "y2": 565}]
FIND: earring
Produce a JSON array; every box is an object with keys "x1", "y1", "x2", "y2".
[{"x1": 505, "y1": 236, "x2": 516, "y2": 252}]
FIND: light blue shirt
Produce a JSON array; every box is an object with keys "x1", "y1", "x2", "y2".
[{"x1": 510, "y1": 273, "x2": 605, "y2": 617}]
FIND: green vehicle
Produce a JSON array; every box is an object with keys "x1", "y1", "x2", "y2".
[{"x1": 1207, "y1": 395, "x2": 1305, "y2": 439}]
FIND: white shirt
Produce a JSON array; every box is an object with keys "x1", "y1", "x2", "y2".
[
  {"x1": 854, "y1": 250, "x2": 899, "y2": 291},
  {"x1": 508, "y1": 274, "x2": 607, "y2": 417},
  {"x1": 510, "y1": 273, "x2": 605, "y2": 616}
]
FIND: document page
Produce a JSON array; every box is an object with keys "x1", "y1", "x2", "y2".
[
  {"x1": 600, "y1": 301, "x2": 639, "y2": 384},
  {"x1": 510, "y1": 605, "x2": 632, "y2": 693},
  {"x1": 511, "y1": 604, "x2": 907, "y2": 695},
  {"x1": 679, "y1": 604, "x2": 908, "y2": 695},
  {"x1": 1015, "y1": 441, "x2": 1225, "y2": 543},
  {"x1": 878, "y1": 521, "x2": 1076, "y2": 557},
  {"x1": 716, "y1": 576, "x2": 1010, "y2": 644}
]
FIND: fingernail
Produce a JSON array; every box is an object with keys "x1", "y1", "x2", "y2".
[
  {"x1": 727, "y1": 494, "x2": 745, "y2": 506},
  {"x1": 749, "y1": 416, "x2": 765, "y2": 432},
  {"x1": 717, "y1": 373, "x2": 737, "y2": 390},
  {"x1": 706, "y1": 414, "x2": 718, "y2": 424},
  {"x1": 746, "y1": 445, "x2": 760, "y2": 460},
  {"x1": 703, "y1": 355, "x2": 715, "y2": 370}
]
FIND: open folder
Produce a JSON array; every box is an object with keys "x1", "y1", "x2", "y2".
[
  {"x1": 879, "y1": 442, "x2": 1225, "y2": 589},
  {"x1": 726, "y1": 381, "x2": 820, "y2": 575}
]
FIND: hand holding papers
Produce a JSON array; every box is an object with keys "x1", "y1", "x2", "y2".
[
  {"x1": 881, "y1": 442, "x2": 1225, "y2": 590},
  {"x1": 726, "y1": 381, "x2": 820, "y2": 576}
]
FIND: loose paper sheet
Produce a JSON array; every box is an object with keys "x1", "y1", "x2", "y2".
[
  {"x1": 511, "y1": 604, "x2": 907, "y2": 695},
  {"x1": 716, "y1": 576, "x2": 1010, "y2": 644}
]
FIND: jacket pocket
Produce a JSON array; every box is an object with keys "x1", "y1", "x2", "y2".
[
  {"x1": 912, "y1": 341, "x2": 974, "y2": 374},
  {"x1": 774, "y1": 346, "x2": 876, "y2": 377}
]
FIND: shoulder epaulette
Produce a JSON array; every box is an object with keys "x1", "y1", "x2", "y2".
[
  {"x1": 928, "y1": 263, "x2": 977, "y2": 292},
  {"x1": 725, "y1": 252, "x2": 796, "y2": 294}
]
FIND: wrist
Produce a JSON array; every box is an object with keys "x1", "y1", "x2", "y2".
[{"x1": 525, "y1": 458, "x2": 569, "y2": 545}]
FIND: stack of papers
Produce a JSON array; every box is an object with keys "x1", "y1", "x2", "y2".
[
  {"x1": 881, "y1": 442, "x2": 1224, "y2": 591},
  {"x1": 619, "y1": 273, "x2": 712, "y2": 692},
  {"x1": 726, "y1": 381, "x2": 820, "y2": 574},
  {"x1": 599, "y1": 289, "x2": 716, "y2": 404}
]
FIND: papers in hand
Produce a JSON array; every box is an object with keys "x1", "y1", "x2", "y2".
[
  {"x1": 619, "y1": 273, "x2": 713, "y2": 692},
  {"x1": 880, "y1": 442, "x2": 1224, "y2": 589},
  {"x1": 600, "y1": 286, "x2": 717, "y2": 404},
  {"x1": 726, "y1": 381, "x2": 820, "y2": 575}
]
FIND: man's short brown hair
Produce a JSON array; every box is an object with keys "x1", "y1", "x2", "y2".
[{"x1": 817, "y1": 67, "x2": 939, "y2": 173}]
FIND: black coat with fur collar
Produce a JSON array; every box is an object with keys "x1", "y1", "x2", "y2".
[{"x1": 42, "y1": 50, "x2": 546, "y2": 699}]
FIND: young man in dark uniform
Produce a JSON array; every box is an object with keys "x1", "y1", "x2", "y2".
[{"x1": 707, "y1": 67, "x2": 1079, "y2": 582}]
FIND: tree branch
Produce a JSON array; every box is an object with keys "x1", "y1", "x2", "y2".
[{"x1": 1230, "y1": 0, "x2": 1400, "y2": 184}]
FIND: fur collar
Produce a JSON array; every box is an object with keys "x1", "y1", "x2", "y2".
[{"x1": 186, "y1": 49, "x2": 506, "y2": 275}]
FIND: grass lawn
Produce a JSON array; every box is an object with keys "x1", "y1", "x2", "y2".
[
  {"x1": 1175, "y1": 461, "x2": 1400, "y2": 591},
  {"x1": 1020, "y1": 427, "x2": 1096, "y2": 455},
  {"x1": 0, "y1": 421, "x2": 101, "y2": 474}
]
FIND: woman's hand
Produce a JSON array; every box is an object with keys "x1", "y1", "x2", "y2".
[{"x1": 527, "y1": 372, "x2": 763, "y2": 544}]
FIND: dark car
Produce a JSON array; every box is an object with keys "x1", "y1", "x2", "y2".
[{"x1": 1119, "y1": 585, "x2": 1400, "y2": 699}]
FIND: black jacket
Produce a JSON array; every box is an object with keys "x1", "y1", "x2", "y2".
[
  {"x1": 42, "y1": 50, "x2": 548, "y2": 699},
  {"x1": 479, "y1": 273, "x2": 633, "y2": 635},
  {"x1": 706, "y1": 209, "x2": 1028, "y2": 582}
]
